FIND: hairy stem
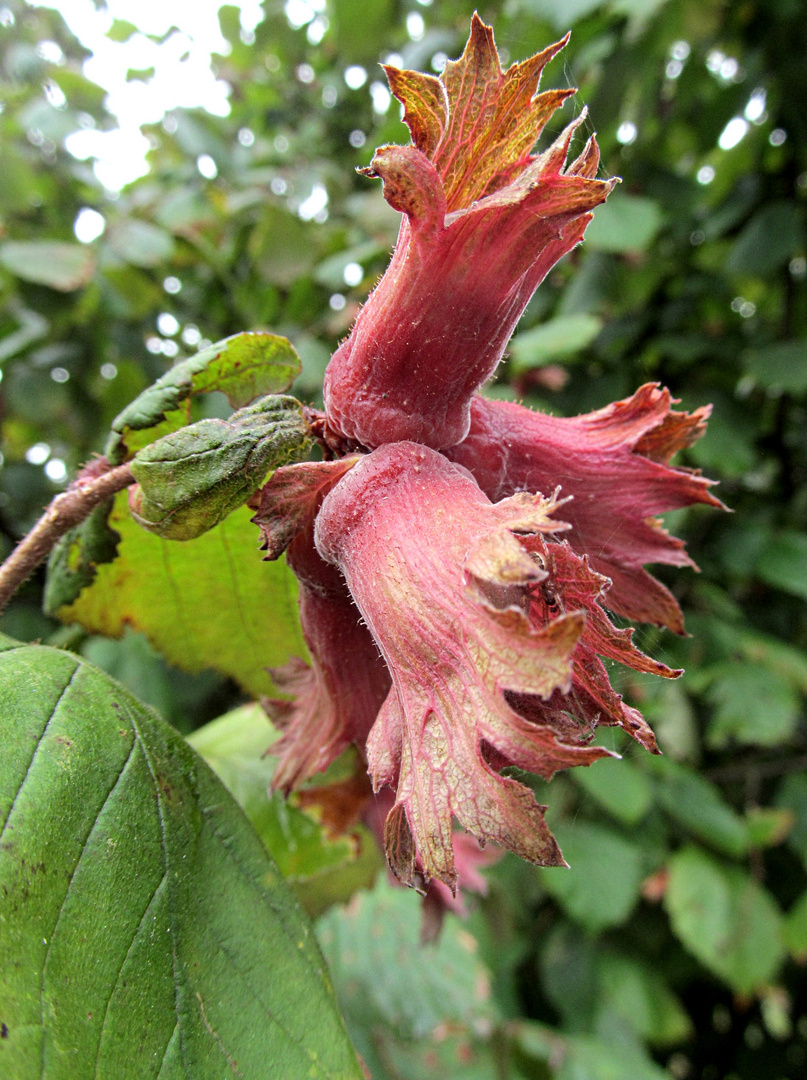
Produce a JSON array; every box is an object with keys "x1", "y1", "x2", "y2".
[{"x1": 0, "y1": 461, "x2": 135, "y2": 613}]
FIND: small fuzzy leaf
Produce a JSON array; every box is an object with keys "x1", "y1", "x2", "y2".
[
  {"x1": 129, "y1": 395, "x2": 311, "y2": 540},
  {"x1": 0, "y1": 636, "x2": 363, "y2": 1079},
  {"x1": 106, "y1": 332, "x2": 302, "y2": 463}
]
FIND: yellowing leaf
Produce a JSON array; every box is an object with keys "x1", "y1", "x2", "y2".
[{"x1": 55, "y1": 493, "x2": 306, "y2": 697}]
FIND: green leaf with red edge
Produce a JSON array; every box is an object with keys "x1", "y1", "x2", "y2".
[
  {"x1": 386, "y1": 14, "x2": 574, "y2": 210},
  {"x1": 0, "y1": 635, "x2": 364, "y2": 1080},
  {"x1": 49, "y1": 492, "x2": 305, "y2": 698}
]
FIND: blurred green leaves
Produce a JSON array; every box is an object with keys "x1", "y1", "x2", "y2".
[
  {"x1": 0, "y1": 240, "x2": 95, "y2": 291},
  {"x1": 318, "y1": 878, "x2": 496, "y2": 1080},
  {"x1": 538, "y1": 822, "x2": 645, "y2": 932},
  {"x1": 584, "y1": 194, "x2": 663, "y2": 254},
  {"x1": 510, "y1": 314, "x2": 603, "y2": 369},
  {"x1": 665, "y1": 846, "x2": 785, "y2": 994}
]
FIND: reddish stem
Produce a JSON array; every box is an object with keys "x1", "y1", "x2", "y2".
[{"x1": 0, "y1": 461, "x2": 135, "y2": 613}]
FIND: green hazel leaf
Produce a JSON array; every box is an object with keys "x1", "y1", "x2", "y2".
[
  {"x1": 49, "y1": 492, "x2": 306, "y2": 698},
  {"x1": 0, "y1": 635, "x2": 364, "y2": 1080},
  {"x1": 726, "y1": 199, "x2": 803, "y2": 278},
  {"x1": 538, "y1": 922, "x2": 599, "y2": 1028},
  {"x1": 129, "y1": 395, "x2": 311, "y2": 540},
  {"x1": 514, "y1": 1021, "x2": 669, "y2": 1080},
  {"x1": 0, "y1": 306, "x2": 48, "y2": 363},
  {"x1": 705, "y1": 662, "x2": 801, "y2": 748},
  {"x1": 571, "y1": 756, "x2": 653, "y2": 825},
  {"x1": 595, "y1": 954, "x2": 693, "y2": 1047},
  {"x1": 744, "y1": 806, "x2": 795, "y2": 849},
  {"x1": 583, "y1": 193, "x2": 663, "y2": 253},
  {"x1": 742, "y1": 341, "x2": 807, "y2": 395},
  {"x1": 774, "y1": 773, "x2": 807, "y2": 869},
  {"x1": 509, "y1": 313, "x2": 603, "y2": 370},
  {"x1": 756, "y1": 531, "x2": 807, "y2": 602},
  {"x1": 537, "y1": 822, "x2": 645, "y2": 933},
  {"x1": 0, "y1": 240, "x2": 96, "y2": 292},
  {"x1": 644, "y1": 756, "x2": 750, "y2": 858},
  {"x1": 783, "y1": 890, "x2": 807, "y2": 962},
  {"x1": 107, "y1": 219, "x2": 175, "y2": 268},
  {"x1": 106, "y1": 331, "x2": 303, "y2": 464},
  {"x1": 664, "y1": 845, "x2": 785, "y2": 995},
  {"x1": 188, "y1": 704, "x2": 381, "y2": 918}
]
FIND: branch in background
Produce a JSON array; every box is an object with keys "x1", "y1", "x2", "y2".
[{"x1": 0, "y1": 459, "x2": 135, "y2": 613}]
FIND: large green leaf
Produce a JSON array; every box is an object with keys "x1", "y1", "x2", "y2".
[
  {"x1": 742, "y1": 342, "x2": 807, "y2": 395},
  {"x1": 572, "y1": 756, "x2": 653, "y2": 826},
  {"x1": 49, "y1": 494, "x2": 306, "y2": 697},
  {"x1": 595, "y1": 954, "x2": 692, "y2": 1047},
  {"x1": 0, "y1": 635, "x2": 363, "y2": 1080},
  {"x1": 515, "y1": 1022, "x2": 669, "y2": 1080},
  {"x1": 645, "y1": 756, "x2": 750, "y2": 857},
  {"x1": 704, "y1": 662, "x2": 801, "y2": 748},
  {"x1": 664, "y1": 846, "x2": 785, "y2": 995},
  {"x1": 188, "y1": 704, "x2": 382, "y2": 917}
]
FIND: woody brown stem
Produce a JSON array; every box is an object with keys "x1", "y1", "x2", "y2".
[{"x1": 0, "y1": 461, "x2": 135, "y2": 613}]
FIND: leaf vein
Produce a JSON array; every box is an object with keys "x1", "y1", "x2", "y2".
[
  {"x1": 0, "y1": 658, "x2": 80, "y2": 841},
  {"x1": 92, "y1": 869, "x2": 169, "y2": 1080},
  {"x1": 40, "y1": 727, "x2": 139, "y2": 1080},
  {"x1": 127, "y1": 706, "x2": 188, "y2": 1074}
]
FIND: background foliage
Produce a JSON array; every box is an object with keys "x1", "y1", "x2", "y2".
[{"x1": 1, "y1": 0, "x2": 806, "y2": 1077}]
